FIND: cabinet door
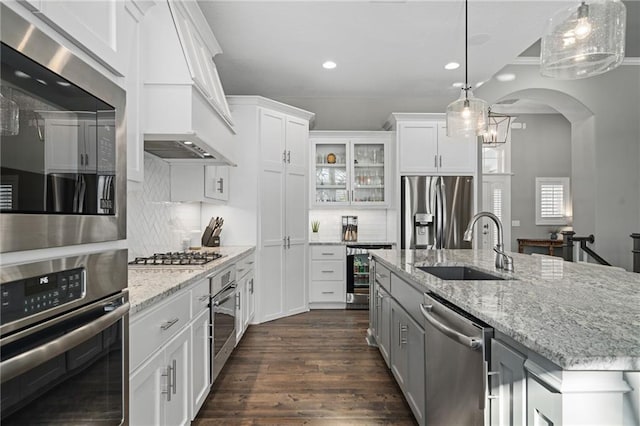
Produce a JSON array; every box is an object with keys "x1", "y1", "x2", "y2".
[
  {"x1": 351, "y1": 141, "x2": 386, "y2": 204},
  {"x1": 391, "y1": 302, "x2": 408, "y2": 388},
  {"x1": 398, "y1": 121, "x2": 438, "y2": 174},
  {"x1": 437, "y1": 121, "x2": 476, "y2": 174},
  {"x1": 130, "y1": 349, "x2": 165, "y2": 426},
  {"x1": 164, "y1": 327, "x2": 191, "y2": 426},
  {"x1": 284, "y1": 243, "x2": 307, "y2": 315},
  {"x1": 312, "y1": 140, "x2": 349, "y2": 206},
  {"x1": 191, "y1": 309, "x2": 210, "y2": 419},
  {"x1": 405, "y1": 311, "x2": 426, "y2": 425},
  {"x1": 247, "y1": 273, "x2": 256, "y2": 324},
  {"x1": 204, "y1": 166, "x2": 229, "y2": 201},
  {"x1": 490, "y1": 339, "x2": 526, "y2": 426},
  {"x1": 235, "y1": 278, "x2": 245, "y2": 342},
  {"x1": 528, "y1": 375, "x2": 562, "y2": 426},
  {"x1": 377, "y1": 287, "x2": 392, "y2": 367}
]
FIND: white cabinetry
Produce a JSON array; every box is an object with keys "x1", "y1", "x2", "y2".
[
  {"x1": 309, "y1": 245, "x2": 346, "y2": 308},
  {"x1": 388, "y1": 113, "x2": 476, "y2": 175},
  {"x1": 489, "y1": 339, "x2": 527, "y2": 426},
  {"x1": 130, "y1": 326, "x2": 190, "y2": 426},
  {"x1": 130, "y1": 277, "x2": 213, "y2": 425},
  {"x1": 170, "y1": 165, "x2": 229, "y2": 203},
  {"x1": 235, "y1": 252, "x2": 255, "y2": 342},
  {"x1": 375, "y1": 284, "x2": 392, "y2": 368},
  {"x1": 310, "y1": 132, "x2": 393, "y2": 207},
  {"x1": 227, "y1": 97, "x2": 314, "y2": 324}
]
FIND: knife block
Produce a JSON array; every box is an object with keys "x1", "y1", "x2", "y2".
[{"x1": 204, "y1": 236, "x2": 220, "y2": 247}]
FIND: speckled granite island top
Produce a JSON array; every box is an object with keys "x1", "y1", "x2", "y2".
[
  {"x1": 371, "y1": 249, "x2": 640, "y2": 371},
  {"x1": 128, "y1": 246, "x2": 255, "y2": 315}
]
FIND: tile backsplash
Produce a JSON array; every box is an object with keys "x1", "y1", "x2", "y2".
[
  {"x1": 309, "y1": 209, "x2": 395, "y2": 242},
  {"x1": 127, "y1": 154, "x2": 201, "y2": 260}
]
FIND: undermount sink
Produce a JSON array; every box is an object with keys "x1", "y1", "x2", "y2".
[{"x1": 417, "y1": 266, "x2": 505, "y2": 281}]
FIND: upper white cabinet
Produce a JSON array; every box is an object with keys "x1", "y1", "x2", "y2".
[
  {"x1": 170, "y1": 165, "x2": 229, "y2": 203},
  {"x1": 387, "y1": 113, "x2": 477, "y2": 175},
  {"x1": 310, "y1": 131, "x2": 393, "y2": 207},
  {"x1": 18, "y1": 0, "x2": 128, "y2": 76}
]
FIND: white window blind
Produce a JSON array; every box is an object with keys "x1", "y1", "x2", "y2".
[
  {"x1": 492, "y1": 188, "x2": 503, "y2": 247},
  {"x1": 535, "y1": 177, "x2": 570, "y2": 225}
]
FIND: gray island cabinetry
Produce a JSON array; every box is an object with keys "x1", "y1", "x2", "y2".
[{"x1": 369, "y1": 249, "x2": 640, "y2": 426}]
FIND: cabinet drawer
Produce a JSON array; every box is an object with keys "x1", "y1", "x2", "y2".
[
  {"x1": 391, "y1": 274, "x2": 423, "y2": 325},
  {"x1": 130, "y1": 291, "x2": 191, "y2": 371},
  {"x1": 236, "y1": 253, "x2": 255, "y2": 279},
  {"x1": 310, "y1": 281, "x2": 345, "y2": 302},
  {"x1": 191, "y1": 279, "x2": 210, "y2": 315},
  {"x1": 311, "y1": 261, "x2": 345, "y2": 281},
  {"x1": 375, "y1": 262, "x2": 391, "y2": 291},
  {"x1": 311, "y1": 245, "x2": 345, "y2": 261}
]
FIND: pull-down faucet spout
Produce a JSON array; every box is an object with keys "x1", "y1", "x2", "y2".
[{"x1": 464, "y1": 212, "x2": 514, "y2": 272}]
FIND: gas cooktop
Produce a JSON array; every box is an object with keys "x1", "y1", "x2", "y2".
[{"x1": 128, "y1": 251, "x2": 224, "y2": 266}]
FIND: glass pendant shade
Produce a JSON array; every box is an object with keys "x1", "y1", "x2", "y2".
[
  {"x1": 541, "y1": 0, "x2": 626, "y2": 79},
  {"x1": 446, "y1": 88, "x2": 488, "y2": 137},
  {"x1": 0, "y1": 92, "x2": 19, "y2": 136}
]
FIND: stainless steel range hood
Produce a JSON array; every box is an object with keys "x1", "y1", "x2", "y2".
[{"x1": 142, "y1": 0, "x2": 236, "y2": 165}]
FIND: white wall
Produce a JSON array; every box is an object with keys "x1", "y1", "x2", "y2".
[
  {"x1": 476, "y1": 63, "x2": 640, "y2": 270},
  {"x1": 127, "y1": 154, "x2": 201, "y2": 259},
  {"x1": 510, "y1": 114, "x2": 572, "y2": 250}
]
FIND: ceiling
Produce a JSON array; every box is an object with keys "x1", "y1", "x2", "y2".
[{"x1": 200, "y1": 0, "x2": 638, "y2": 115}]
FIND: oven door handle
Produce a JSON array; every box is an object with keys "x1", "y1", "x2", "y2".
[
  {"x1": 213, "y1": 285, "x2": 236, "y2": 306},
  {"x1": 0, "y1": 302, "x2": 129, "y2": 383}
]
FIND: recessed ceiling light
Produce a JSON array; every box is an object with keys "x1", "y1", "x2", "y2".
[
  {"x1": 14, "y1": 70, "x2": 30, "y2": 78},
  {"x1": 496, "y1": 73, "x2": 516, "y2": 82},
  {"x1": 322, "y1": 61, "x2": 337, "y2": 70},
  {"x1": 183, "y1": 141, "x2": 193, "y2": 145},
  {"x1": 36, "y1": 79, "x2": 47, "y2": 85},
  {"x1": 476, "y1": 81, "x2": 485, "y2": 88},
  {"x1": 57, "y1": 81, "x2": 71, "y2": 87},
  {"x1": 203, "y1": 152, "x2": 212, "y2": 157},
  {"x1": 444, "y1": 62, "x2": 460, "y2": 70},
  {"x1": 452, "y1": 82, "x2": 465, "y2": 88}
]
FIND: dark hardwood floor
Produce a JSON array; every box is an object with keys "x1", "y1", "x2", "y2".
[{"x1": 194, "y1": 310, "x2": 417, "y2": 425}]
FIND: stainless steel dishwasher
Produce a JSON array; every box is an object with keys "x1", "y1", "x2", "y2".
[{"x1": 420, "y1": 292, "x2": 493, "y2": 426}]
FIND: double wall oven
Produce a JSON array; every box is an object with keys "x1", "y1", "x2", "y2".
[
  {"x1": 1, "y1": 5, "x2": 129, "y2": 424},
  {"x1": 0, "y1": 5, "x2": 126, "y2": 253}
]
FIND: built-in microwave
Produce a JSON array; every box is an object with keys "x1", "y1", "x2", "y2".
[{"x1": 0, "y1": 5, "x2": 126, "y2": 253}]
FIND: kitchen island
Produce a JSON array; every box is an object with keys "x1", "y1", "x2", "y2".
[{"x1": 369, "y1": 248, "x2": 640, "y2": 425}]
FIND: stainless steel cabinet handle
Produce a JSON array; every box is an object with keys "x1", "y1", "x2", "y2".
[
  {"x1": 235, "y1": 292, "x2": 240, "y2": 310},
  {"x1": 321, "y1": 270, "x2": 334, "y2": 273},
  {"x1": 237, "y1": 268, "x2": 245, "y2": 273},
  {"x1": 217, "y1": 178, "x2": 224, "y2": 193},
  {"x1": 434, "y1": 155, "x2": 438, "y2": 168},
  {"x1": 282, "y1": 150, "x2": 287, "y2": 163},
  {"x1": 375, "y1": 272, "x2": 387, "y2": 280},
  {"x1": 283, "y1": 237, "x2": 287, "y2": 248},
  {"x1": 420, "y1": 304, "x2": 482, "y2": 349},
  {"x1": 287, "y1": 236, "x2": 291, "y2": 249},
  {"x1": 321, "y1": 252, "x2": 335, "y2": 256},
  {"x1": 321, "y1": 291, "x2": 334, "y2": 294},
  {"x1": 400, "y1": 324, "x2": 408, "y2": 345},
  {"x1": 249, "y1": 278, "x2": 254, "y2": 294},
  {"x1": 247, "y1": 261, "x2": 255, "y2": 265},
  {"x1": 287, "y1": 150, "x2": 291, "y2": 163},
  {"x1": 439, "y1": 155, "x2": 442, "y2": 168},
  {"x1": 162, "y1": 363, "x2": 173, "y2": 401},
  {"x1": 171, "y1": 359, "x2": 177, "y2": 395},
  {"x1": 198, "y1": 295, "x2": 209, "y2": 302},
  {"x1": 160, "y1": 318, "x2": 179, "y2": 330},
  {"x1": 0, "y1": 302, "x2": 129, "y2": 383}
]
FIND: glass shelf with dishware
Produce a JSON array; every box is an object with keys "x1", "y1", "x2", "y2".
[{"x1": 310, "y1": 135, "x2": 390, "y2": 207}]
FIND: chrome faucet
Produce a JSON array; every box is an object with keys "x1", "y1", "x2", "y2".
[{"x1": 463, "y1": 212, "x2": 514, "y2": 272}]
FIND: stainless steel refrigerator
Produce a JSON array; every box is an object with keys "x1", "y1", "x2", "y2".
[{"x1": 401, "y1": 176, "x2": 474, "y2": 249}]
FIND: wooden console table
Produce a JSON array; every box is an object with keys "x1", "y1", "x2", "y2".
[{"x1": 517, "y1": 238, "x2": 564, "y2": 256}]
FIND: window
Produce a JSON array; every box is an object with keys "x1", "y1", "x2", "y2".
[{"x1": 535, "y1": 177, "x2": 571, "y2": 225}]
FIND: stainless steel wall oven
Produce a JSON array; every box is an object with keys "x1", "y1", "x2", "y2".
[
  {"x1": 0, "y1": 5, "x2": 126, "y2": 253},
  {"x1": 210, "y1": 266, "x2": 236, "y2": 382},
  {"x1": 0, "y1": 250, "x2": 129, "y2": 425}
]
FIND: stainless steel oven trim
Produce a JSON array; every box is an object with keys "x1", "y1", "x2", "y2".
[
  {"x1": 0, "y1": 249, "x2": 128, "y2": 336},
  {"x1": 211, "y1": 280, "x2": 237, "y2": 382},
  {"x1": 1, "y1": 300, "x2": 129, "y2": 383},
  {"x1": 0, "y1": 5, "x2": 126, "y2": 253}
]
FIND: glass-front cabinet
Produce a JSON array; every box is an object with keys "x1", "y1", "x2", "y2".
[{"x1": 311, "y1": 132, "x2": 391, "y2": 207}]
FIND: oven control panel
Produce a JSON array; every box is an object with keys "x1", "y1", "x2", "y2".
[{"x1": 0, "y1": 267, "x2": 85, "y2": 324}]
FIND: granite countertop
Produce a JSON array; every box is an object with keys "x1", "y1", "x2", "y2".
[
  {"x1": 371, "y1": 249, "x2": 640, "y2": 371},
  {"x1": 128, "y1": 246, "x2": 255, "y2": 315}
]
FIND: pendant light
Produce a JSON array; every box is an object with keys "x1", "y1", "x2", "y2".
[
  {"x1": 446, "y1": 0, "x2": 488, "y2": 137},
  {"x1": 540, "y1": 0, "x2": 626, "y2": 79},
  {"x1": 481, "y1": 108, "x2": 512, "y2": 145}
]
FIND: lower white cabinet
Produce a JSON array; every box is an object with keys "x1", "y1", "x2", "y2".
[
  {"x1": 527, "y1": 373, "x2": 562, "y2": 426},
  {"x1": 235, "y1": 277, "x2": 246, "y2": 342},
  {"x1": 489, "y1": 339, "x2": 527, "y2": 426},
  {"x1": 190, "y1": 309, "x2": 210, "y2": 418},
  {"x1": 309, "y1": 245, "x2": 346, "y2": 307},
  {"x1": 130, "y1": 326, "x2": 191, "y2": 426},
  {"x1": 235, "y1": 252, "x2": 256, "y2": 343},
  {"x1": 390, "y1": 299, "x2": 425, "y2": 425},
  {"x1": 375, "y1": 285, "x2": 392, "y2": 367},
  {"x1": 245, "y1": 272, "x2": 255, "y2": 329}
]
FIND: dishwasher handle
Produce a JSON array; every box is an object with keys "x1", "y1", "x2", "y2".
[{"x1": 420, "y1": 303, "x2": 482, "y2": 350}]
